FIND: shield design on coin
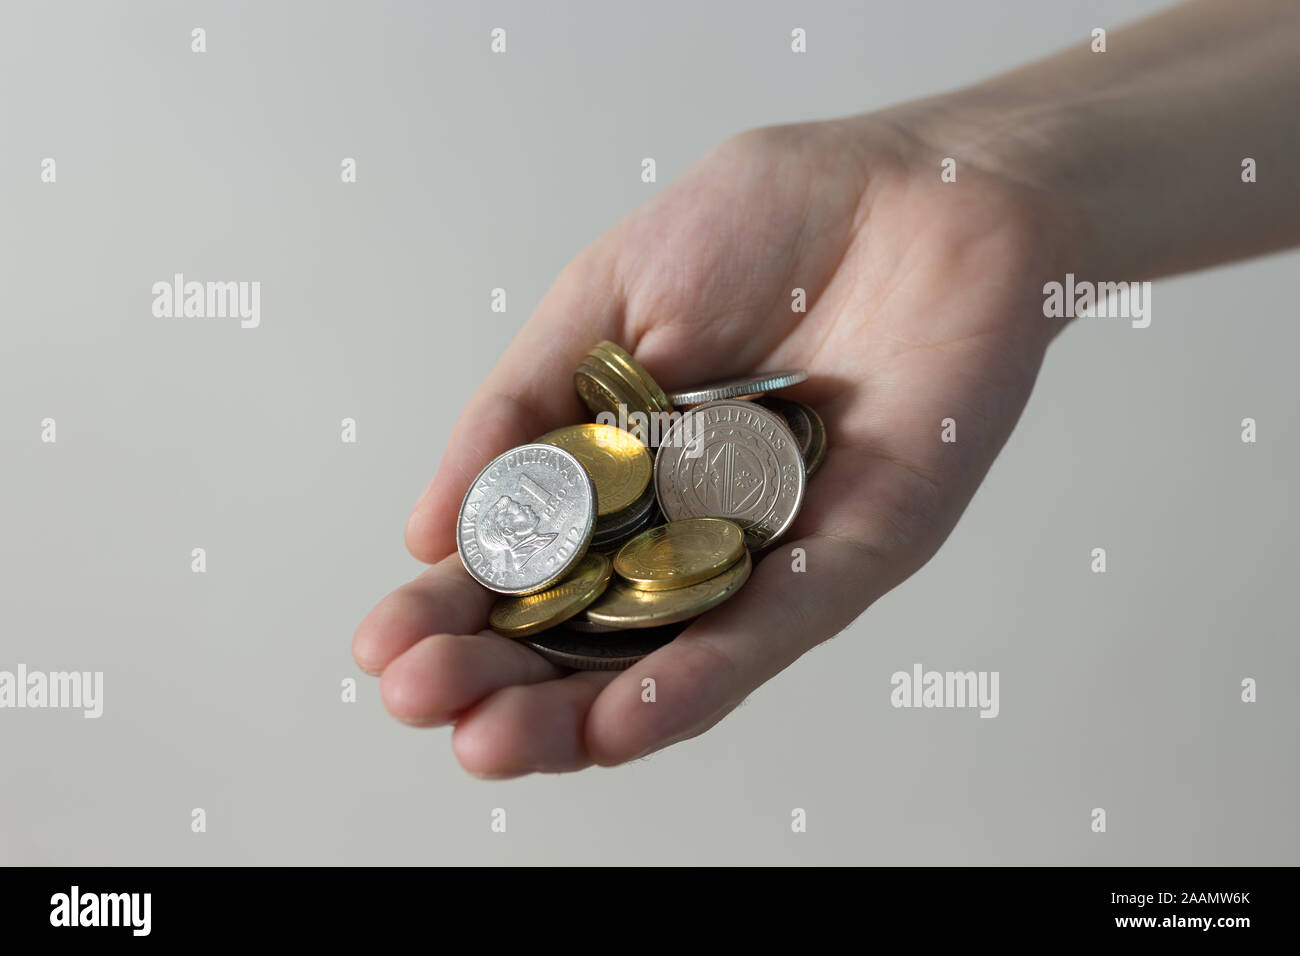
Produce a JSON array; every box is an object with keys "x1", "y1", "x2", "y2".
[
  {"x1": 692, "y1": 434, "x2": 768, "y2": 516},
  {"x1": 654, "y1": 400, "x2": 805, "y2": 547}
]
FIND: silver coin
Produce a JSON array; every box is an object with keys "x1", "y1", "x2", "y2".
[
  {"x1": 667, "y1": 369, "x2": 808, "y2": 407},
  {"x1": 654, "y1": 400, "x2": 805, "y2": 546},
  {"x1": 456, "y1": 444, "x2": 596, "y2": 595}
]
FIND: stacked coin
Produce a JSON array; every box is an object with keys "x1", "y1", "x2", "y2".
[
  {"x1": 535, "y1": 517, "x2": 751, "y2": 667},
  {"x1": 455, "y1": 343, "x2": 828, "y2": 670},
  {"x1": 573, "y1": 341, "x2": 673, "y2": 445},
  {"x1": 569, "y1": 517, "x2": 751, "y2": 629}
]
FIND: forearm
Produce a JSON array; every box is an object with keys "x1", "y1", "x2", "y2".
[{"x1": 879, "y1": 0, "x2": 1300, "y2": 280}]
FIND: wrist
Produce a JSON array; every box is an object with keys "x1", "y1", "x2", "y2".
[{"x1": 848, "y1": 93, "x2": 1105, "y2": 293}]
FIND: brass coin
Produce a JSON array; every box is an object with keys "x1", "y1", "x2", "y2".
[
  {"x1": 573, "y1": 359, "x2": 655, "y2": 444},
  {"x1": 592, "y1": 341, "x2": 673, "y2": 414},
  {"x1": 614, "y1": 518, "x2": 745, "y2": 591},
  {"x1": 580, "y1": 355, "x2": 661, "y2": 435},
  {"x1": 526, "y1": 620, "x2": 694, "y2": 670},
  {"x1": 488, "y1": 553, "x2": 613, "y2": 639},
  {"x1": 584, "y1": 549, "x2": 752, "y2": 628},
  {"x1": 586, "y1": 348, "x2": 662, "y2": 417},
  {"x1": 537, "y1": 423, "x2": 652, "y2": 517},
  {"x1": 758, "y1": 397, "x2": 827, "y2": 477},
  {"x1": 574, "y1": 358, "x2": 631, "y2": 415}
]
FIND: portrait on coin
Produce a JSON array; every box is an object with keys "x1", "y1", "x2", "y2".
[{"x1": 476, "y1": 494, "x2": 557, "y2": 571}]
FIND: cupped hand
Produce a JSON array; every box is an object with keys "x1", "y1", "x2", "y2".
[{"x1": 353, "y1": 113, "x2": 1079, "y2": 776}]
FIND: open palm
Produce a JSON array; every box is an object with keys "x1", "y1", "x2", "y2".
[{"x1": 353, "y1": 115, "x2": 1075, "y2": 776}]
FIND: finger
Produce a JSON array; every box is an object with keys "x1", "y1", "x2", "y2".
[
  {"x1": 405, "y1": 255, "x2": 628, "y2": 563},
  {"x1": 452, "y1": 670, "x2": 618, "y2": 776},
  {"x1": 379, "y1": 631, "x2": 565, "y2": 728},
  {"x1": 352, "y1": 553, "x2": 494, "y2": 675}
]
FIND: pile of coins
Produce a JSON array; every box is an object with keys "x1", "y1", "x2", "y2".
[{"x1": 456, "y1": 341, "x2": 827, "y2": 670}]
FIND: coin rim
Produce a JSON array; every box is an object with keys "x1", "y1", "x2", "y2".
[
  {"x1": 523, "y1": 627, "x2": 679, "y2": 670},
  {"x1": 593, "y1": 341, "x2": 673, "y2": 414},
  {"x1": 758, "y1": 396, "x2": 827, "y2": 477},
  {"x1": 580, "y1": 355, "x2": 659, "y2": 420},
  {"x1": 591, "y1": 483, "x2": 658, "y2": 541},
  {"x1": 666, "y1": 369, "x2": 809, "y2": 407},
  {"x1": 801, "y1": 403, "x2": 827, "y2": 476}
]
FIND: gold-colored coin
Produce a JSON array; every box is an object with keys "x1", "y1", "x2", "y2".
[
  {"x1": 580, "y1": 355, "x2": 659, "y2": 422},
  {"x1": 488, "y1": 553, "x2": 613, "y2": 639},
  {"x1": 584, "y1": 549, "x2": 751, "y2": 628},
  {"x1": 538, "y1": 423, "x2": 652, "y2": 517},
  {"x1": 592, "y1": 341, "x2": 673, "y2": 414},
  {"x1": 574, "y1": 359, "x2": 654, "y2": 441},
  {"x1": 614, "y1": 518, "x2": 745, "y2": 591},
  {"x1": 586, "y1": 347, "x2": 661, "y2": 416}
]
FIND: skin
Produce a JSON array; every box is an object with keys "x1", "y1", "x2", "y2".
[{"x1": 353, "y1": 0, "x2": 1300, "y2": 777}]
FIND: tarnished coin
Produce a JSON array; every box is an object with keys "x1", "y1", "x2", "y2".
[
  {"x1": 614, "y1": 518, "x2": 745, "y2": 591},
  {"x1": 524, "y1": 620, "x2": 693, "y2": 671},
  {"x1": 592, "y1": 341, "x2": 673, "y2": 414},
  {"x1": 584, "y1": 548, "x2": 751, "y2": 628},
  {"x1": 488, "y1": 552, "x2": 613, "y2": 638},
  {"x1": 537, "y1": 423, "x2": 652, "y2": 516},
  {"x1": 456, "y1": 444, "x2": 596, "y2": 595},
  {"x1": 654, "y1": 400, "x2": 805, "y2": 547},
  {"x1": 667, "y1": 369, "x2": 808, "y2": 407},
  {"x1": 758, "y1": 396, "x2": 827, "y2": 477}
]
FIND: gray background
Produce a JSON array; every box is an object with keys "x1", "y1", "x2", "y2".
[{"x1": 2, "y1": 0, "x2": 1295, "y2": 865}]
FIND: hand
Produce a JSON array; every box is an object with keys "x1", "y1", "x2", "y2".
[{"x1": 353, "y1": 112, "x2": 1080, "y2": 776}]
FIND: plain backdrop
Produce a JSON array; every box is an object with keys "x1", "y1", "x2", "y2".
[{"x1": 2, "y1": 0, "x2": 1296, "y2": 865}]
